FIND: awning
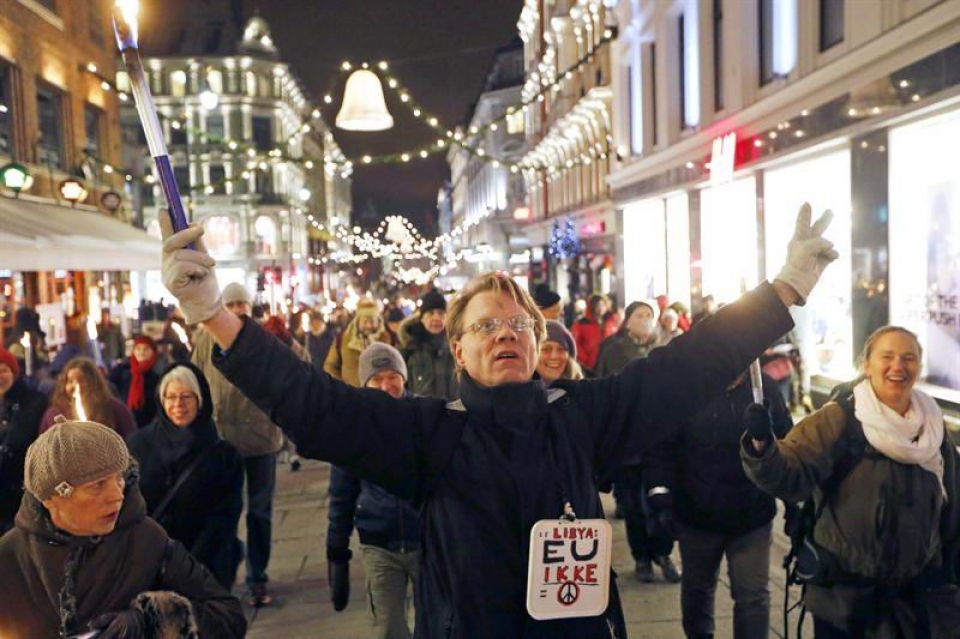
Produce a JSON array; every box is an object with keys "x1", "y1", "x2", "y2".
[{"x1": 0, "y1": 196, "x2": 161, "y2": 271}]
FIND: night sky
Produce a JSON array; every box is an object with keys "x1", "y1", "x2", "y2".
[{"x1": 244, "y1": 0, "x2": 524, "y2": 234}]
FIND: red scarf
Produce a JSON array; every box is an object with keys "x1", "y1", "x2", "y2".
[{"x1": 127, "y1": 351, "x2": 158, "y2": 410}]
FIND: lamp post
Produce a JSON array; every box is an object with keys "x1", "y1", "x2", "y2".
[
  {"x1": 0, "y1": 162, "x2": 33, "y2": 197},
  {"x1": 59, "y1": 178, "x2": 89, "y2": 207}
]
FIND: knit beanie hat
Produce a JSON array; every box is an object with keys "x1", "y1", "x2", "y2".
[
  {"x1": 533, "y1": 284, "x2": 561, "y2": 310},
  {"x1": 419, "y1": 290, "x2": 447, "y2": 314},
  {"x1": 0, "y1": 345, "x2": 19, "y2": 377},
  {"x1": 386, "y1": 307, "x2": 406, "y2": 323},
  {"x1": 133, "y1": 335, "x2": 158, "y2": 352},
  {"x1": 222, "y1": 283, "x2": 252, "y2": 305},
  {"x1": 355, "y1": 298, "x2": 381, "y2": 319},
  {"x1": 25, "y1": 416, "x2": 129, "y2": 501},
  {"x1": 544, "y1": 320, "x2": 576, "y2": 359},
  {"x1": 358, "y1": 343, "x2": 407, "y2": 387}
]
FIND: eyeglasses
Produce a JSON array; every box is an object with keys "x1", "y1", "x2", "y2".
[
  {"x1": 163, "y1": 393, "x2": 197, "y2": 405},
  {"x1": 461, "y1": 315, "x2": 536, "y2": 336}
]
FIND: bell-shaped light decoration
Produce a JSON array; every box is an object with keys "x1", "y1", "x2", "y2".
[{"x1": 336, "y1": 70, "x2": 394, "y2": 132}]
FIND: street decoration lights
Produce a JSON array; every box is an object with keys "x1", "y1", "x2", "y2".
[
  {"x1": 0, "y1": 162, "x2": 32, "y2": 196},
  {"x1": 199, "y1": 88, "x2": 220, "y2": 111},
  {"x1": 336, "y1": 68, "x2": 394, "y2": 131},
  {"x1": 59, "y1": 179, "x2": 89, "y2": 206},
  {"x1": 112, "y1": 0, "x2": 192, "y2": 239}
]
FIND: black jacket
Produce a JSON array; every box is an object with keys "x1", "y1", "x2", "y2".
[
  {"x1": 213, "y1": 283, "x2": 793, "y2": 638},
  {"x1": 127, "y1": 363, "x2": 244, "y2": 589},
  {"x1": 109, "y1": 361, "x2": 161, "y2": 427},
  {"x1": 328, "y1": 465, "x2": 420, "y2": 554},
  {"x1": 644, "y1": 372, "x2": 793, "y2": 536},
  {"x1": 0, "y1": 379, "x2": 46, "y2": 533}
]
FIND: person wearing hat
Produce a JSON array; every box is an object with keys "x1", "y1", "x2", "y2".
[
  {"x1": 658, "y1": 307, "x2": 685, "y2": 346},
  {"x1": 324, "y1": 298, "x2": 396, "y2": 387},
  {"x1": 533, "y1": 284, "x2": 563, "y2": 321},
  {"x1": 0, "y1": 346, "x2": 47, "y2": 535},
  {"x1": 327, "y1": 343, "x2": 421, "y2": 639},
  {"x1": 594, "y1": 300, "x2": 662, "y2": 378},
  {"x1": 0, "y1": 417, "x2": 246, "y2": 638},
  {"x1": 109, "y1": 335, "x2": 163, "y2": 428},
  {"x1": 536, "y1": 320, "x2": 583, "y2": 384},
  {"x1": 127, "y1": 363, "x2": 245, "y2": 590},
  {"x1": 398, "y1": 289, "x2": 458, "y2": 399},
  {"x1": 191, "y1": 282, "x2": 285, "y2": 607}
]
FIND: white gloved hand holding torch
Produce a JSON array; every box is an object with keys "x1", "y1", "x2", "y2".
[
  {"x1": 774, "y1": 202, "x2": 839, "y2": 305},
  {"x1": 159, "y1": 214, "x2": 223, "y2": 325}
]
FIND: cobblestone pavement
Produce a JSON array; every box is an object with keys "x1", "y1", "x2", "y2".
[{"x1": 239, "y1": 459, "x2": 801, "y2": 638}]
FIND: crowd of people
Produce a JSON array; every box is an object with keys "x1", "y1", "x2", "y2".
[{"x1": 0, "y1": 204, "x2": 959, "y2": 637}]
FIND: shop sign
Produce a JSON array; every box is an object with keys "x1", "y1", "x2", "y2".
[
  {"x1": 709, "y1": 132, "x2": 737, "y2": 185},
  {"x1": 580, "y1": 221, "x2": 606, "y2": 236}
]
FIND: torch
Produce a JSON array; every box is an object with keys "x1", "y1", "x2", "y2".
[
  {"x1": 740, "y1": 278, "x2": 764, "y2": 404},
  {"x1": 73, "y1": 383, "x2": 88, "y2": 421},
  {"x1": 112, "y1": 0, "x2": 192, "y2": 241},
  {"x1": 170, "y1": 321, "x2": 192, "y2": 353},
  {"x1": 19, "y1": 333, "x2": 33, "y2": 378}
]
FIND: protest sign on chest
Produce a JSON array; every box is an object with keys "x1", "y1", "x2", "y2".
[{"x1": 526, "y1": 518, "x2": 612, "y2": 620}]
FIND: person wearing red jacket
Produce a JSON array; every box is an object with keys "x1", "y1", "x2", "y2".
[{"x1": 571, "y1": 293, "x2": 618, "y2": 374}]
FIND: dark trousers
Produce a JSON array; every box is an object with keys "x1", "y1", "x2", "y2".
[
  {"x1": 243, "y1": 453, "x2": 277, "y2": 585},
  {"x1": 813, "y1": 617, "x2": 854, "y2": 638},
  {"x1": 616, "y1": 465, "x2": 673, "y2": 561},
  {"x1": 678, "y1": 522, "x2": 772, "y2": 639}
]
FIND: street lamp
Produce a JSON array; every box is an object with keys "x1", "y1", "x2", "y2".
[
  {"x1": 298, "y1": 187, "x2": 311, "y2": 202},
  {"x1": 0, "y1": 162, "x2": 33, "y2": 196},
  {"x1": 199, "y1": 89, "x2": 219, "y2": 111},
  {"x1": 59, "y1": 178, "x2": 89, "y2": 206}
]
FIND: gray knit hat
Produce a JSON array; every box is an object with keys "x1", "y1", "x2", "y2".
[
  {"x1": 544, "y1": 320, "x2": 577, "y2": 359},
  {"x1": 358, "y1": 343, "x2": 407, "y2": 387},
  {"x1": 25, "y1": 416, "x2": 129, "y2": 500},
  {"x1": 222, "y1": 282, "x2": 252, "y2": 305}
]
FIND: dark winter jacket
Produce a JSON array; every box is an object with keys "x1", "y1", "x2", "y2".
[
  {"x1": 212, "y1": 283, "x2": 792, "y2": 638},
  {"x1": 593, "y1": 331, "x2": 661, "y2": 378},
  {"x1": 399, "y1": 318, "x2": 458, "y2": 399},
  {"x1": 127, "y1": 363, "x2": 245, "y2": 589},
  {"x1": 328, "y1": 465, "x2": 420, "y2": 554},
  {"x1": 109, "y1": 361, "x2": 161, "y2": 427},
  {"x1": 0, "y1": 379, "x2": 47, "y2": 534},
  {"x1": 0, "y1": 467, "x2": 246, "y2": 638},
  {"x1": 643, "y1": 372, "x2": 792, "y2": 536},
  {"x1": 304, "y1": 327, "x2": 337, "y2": 372}
]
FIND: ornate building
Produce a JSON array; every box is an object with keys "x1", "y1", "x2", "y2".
[{"x1": 123, "y1": 10, "x2": 352, "y2": 306}]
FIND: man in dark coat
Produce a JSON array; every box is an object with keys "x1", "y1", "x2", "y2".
[
  {"x1": 644, "y1": 372, "x2": 793, "y2": 639},
  {"x1": 158, "y1": 204, "x2": 837, "y2": 637},
  {"x1": 0, "y1": 418, "x2": 246, "y2": 638},
  {"x1": 400, "y1": 289, "x2": 458, "y2": 399},
  {"x1": 0, "y1": 346, "x2": 46, "y2": 534},
  {"x1": 128, "y1": 362, "x2": 245, "y2": 589}
]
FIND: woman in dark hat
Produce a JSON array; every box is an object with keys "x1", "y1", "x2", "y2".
[{"x1": 109, "y1": 335, "x2": 163, "y2": 428}]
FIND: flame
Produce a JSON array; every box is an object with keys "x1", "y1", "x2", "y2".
[
  {"x1": 86, "y1": 315, "x2": 98, "y2": 342},
  {"x1": 19, "y1": 333, "x2": 30, "y2": 348},
  {"x1": 170, "y1": 322, "x2": 190, "y2": 347},
  {"x1": 73, "y1": 384, "x2": 88, "y2": 421},
  {"x1": 300, "y1": 313, "x2": 311, "y2": 334},
  {"x1": 113, "y1": 0, "x2": 139, "y2": 48}
]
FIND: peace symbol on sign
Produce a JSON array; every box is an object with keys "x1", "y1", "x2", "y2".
[{"x1": 557, "y1": 581, "x2": 580, "y2": 606}]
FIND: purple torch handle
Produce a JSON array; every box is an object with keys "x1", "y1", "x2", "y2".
[{"x1": 113, "y1": 4, "x2": 192, "y2": 240}]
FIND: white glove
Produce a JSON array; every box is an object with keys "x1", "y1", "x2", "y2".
[
  {"x1": 159, "y1": 214, "x2": 223, "y2": 325},
  {"x1": 774, "y1": 202, "x2": 839, "y2": 305}
]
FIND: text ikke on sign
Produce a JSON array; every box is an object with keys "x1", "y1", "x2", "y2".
[{"x1": 526, "y1": 518, "x2": 613, "y2": 620}]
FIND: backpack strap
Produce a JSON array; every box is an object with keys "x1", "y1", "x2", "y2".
[{"x1": 814, "y1": 391, "x2": 866, "y2": 521}]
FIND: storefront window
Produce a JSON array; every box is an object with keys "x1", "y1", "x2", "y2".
[
  {"x1": 764, "y1": 148, "x2": 853, "y2": 379},
  {"x1": 622, "y1": 199, "x2": 666, "y2": 303},
  {"x1": 254, "y1": 215, "x2": 277, "y2": 254},
  {"x1": 200, "y1": 215, "x2": 240, "y2": 256},
  {"x1": 699, "y1": 177, "x2": 757, "y2": 304},
  {"x1": 890, "y1": 111, "x2": 960, "y2": 395},
  {"x1": 665, "y1": 193, "x2": 691, "y2": 309}
]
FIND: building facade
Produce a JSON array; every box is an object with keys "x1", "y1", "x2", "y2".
[
  {"x1": 517, "y1": 0, "x2": 619, "y2": 305},
  {"x1": 444, "y1": 40, "x2": 527, "y2": 288},
  {"x1": 124, "y1": 12, "x2": 352, "y2": 307},
  {"x1": 608, "y1": 0, "x2": 960, "y2": 412},
  {"x1": 0, "y1": 0, "x2": 155, "y2": 343}
]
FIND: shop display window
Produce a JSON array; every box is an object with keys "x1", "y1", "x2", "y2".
[
  {"x1": 622, "y1": 199, "x2": 666, "y2": 303},
  {"x1": 665, "y1": 193, "x2": 691, "y2": 309},
  {"x1": 890, "y1": 111, "x2": 960, "y2": 396},
  {"x1": 764, "y1": 149, "x2": 853, "y2": 379},
  {"x1": 699, "y1": 177, "x2": 757, "y2": 305},
  {"x1": 201, "y1": 215, "x2": 240, "y2": 256}
]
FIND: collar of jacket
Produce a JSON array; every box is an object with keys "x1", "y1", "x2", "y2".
[
  {"x1": 14, "y1": 466, "x2": 148, "y2": 547},
  {"x1": 449, "y1": 374, "x2": 566, "y2": 431}
]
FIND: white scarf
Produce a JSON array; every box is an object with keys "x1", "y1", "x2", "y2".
[{"x1": 853, "y1": 379, "x2": 946, "y2": 498}]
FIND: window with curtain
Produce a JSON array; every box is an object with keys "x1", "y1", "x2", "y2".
[
  {"x1": 83, "y1": 104, "x2": 103, "y2": 160},
  {"x1": 37, "y1": 82, "x2": 65, "y2": 169},
  {"x1": 820, "y1": 0, "x2": 844, "y2": 51},
  {"x1": 0, "y1": 61, "x2": 15, "y2": 157}
]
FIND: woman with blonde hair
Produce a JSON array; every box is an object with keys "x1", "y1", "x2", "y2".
[{"x1": 38, "y1": 357, "x2": 136, "y2": 439}]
